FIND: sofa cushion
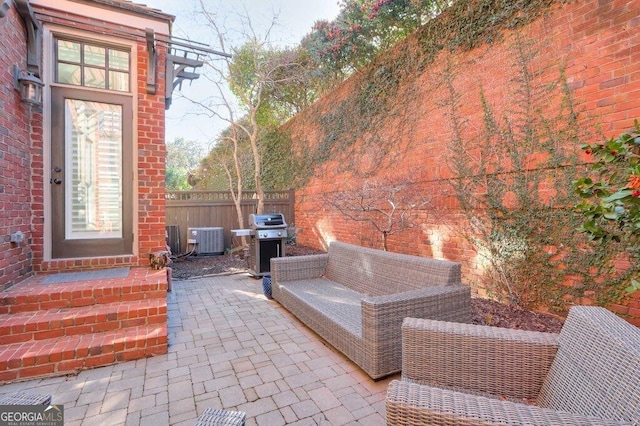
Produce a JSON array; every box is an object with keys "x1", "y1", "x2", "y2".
[
  {"x1": 325, "y1": 241, "x2": 461, "y2": 296},
  {"x1": 279, "y1": 278, "x2": 362, "y2": 337}
]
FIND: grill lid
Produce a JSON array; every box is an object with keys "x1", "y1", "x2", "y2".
[{"x1": 249, "y1": 213, "x2": 287, "y2": 229}]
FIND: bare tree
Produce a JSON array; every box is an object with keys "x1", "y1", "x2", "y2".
[
  {"x1": 206, "y1": 124, "x2": 251, "y2": 247},
  {"x1": 325, "y1": 177, "x2": 431, "y2": 250},
  {"x1": 184, "y1": 2, "x2": 309, "y2": 216}
]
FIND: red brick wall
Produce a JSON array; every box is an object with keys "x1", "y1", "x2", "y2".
[
  {"x1": 285, "y1": 0, "x2": 640, "y2": 323},
  {"x1": 0, "y1": 7, "x2": 34, "y2": 290},
  {"x1": 135, "y1": 42, "x2": 168, "y2": 261},
  {"x1": 1, "y1": 6, "x2": 169, "y2": 286}
]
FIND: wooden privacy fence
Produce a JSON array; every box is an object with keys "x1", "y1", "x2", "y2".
[{"x1": 165, "y1": 190, "x2": 295, "y2": 256}]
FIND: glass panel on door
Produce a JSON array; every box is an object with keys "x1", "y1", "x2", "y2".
[
  {"x1": 64, "y1": 99, "x2": 123, "y2": 240},
  {"x1": 51, "y1": 80, "x2": 132, "y2": 258}
]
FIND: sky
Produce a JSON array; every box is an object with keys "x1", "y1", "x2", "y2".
[{"x1": 140, "y1": 0, "x2": 342, "y2": 151}]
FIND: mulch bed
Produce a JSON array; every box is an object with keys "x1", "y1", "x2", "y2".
[{"x1": 169, "y1": 244, "x2": 564, "y2": 333}]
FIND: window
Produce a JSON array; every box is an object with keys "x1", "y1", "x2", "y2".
[{"x1": 56, "y1": 39, "x2": 130, "y2": 92}]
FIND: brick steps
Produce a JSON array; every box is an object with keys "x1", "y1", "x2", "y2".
[
  {"x1": 0, "y1": 324, "x2": 167, "y2": 383},
  {"x1": 0, "y1": 277, "x2": 166, "y2": 315},
  {"x1": 0, "y1": 298, "x2": 166, "y2": 345},
  {"x1": 0, "y1": 267, "x2": 168, "y2": 383}
]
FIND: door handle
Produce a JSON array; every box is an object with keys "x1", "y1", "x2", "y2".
[{"x1": 51, "y1": 178, "x2": 62, "y2": 184}]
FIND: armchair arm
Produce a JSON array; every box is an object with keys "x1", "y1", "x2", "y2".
[
  {"x1": 401, "y1": 317, "x2": 559, "y2": 400},
  {"x1": 358, "y1": 285, "x2": 471, "y2": 378},
  {"x1": 271, "y1": 254, "x2": 328, "y2": 304},
  {"x1": 362, "y1": 285, "x2": 472, "y2": 328},
  {"x1": 386, "y1": 381, "x2": 627, "y2": 426},
  {"x1": 270, "y1": 254, "x2": 328, "y2": 282}
]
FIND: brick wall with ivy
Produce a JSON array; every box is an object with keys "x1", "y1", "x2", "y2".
[{"x1": 283, "y1": 0, "x2": 640, "y2": 323}]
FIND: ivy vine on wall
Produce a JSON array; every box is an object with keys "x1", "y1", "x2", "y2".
[
  {"x1": 443, "y1": 32, "x2": 634, "y2": 312},
  {"x1": 285, "y1": 0, "x2": 570, "y2": 185},
  {"x1": 280, "y1": 0, "x2": 637, "y2": 313}
]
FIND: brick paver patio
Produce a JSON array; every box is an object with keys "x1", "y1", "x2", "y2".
[{"x1": 0, "y1": 273, "x2": 396, "y2": 425}]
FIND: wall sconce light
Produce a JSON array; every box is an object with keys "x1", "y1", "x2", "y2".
[{"x1": 13, "y1": 64, "x2": 44, "y2": 106}]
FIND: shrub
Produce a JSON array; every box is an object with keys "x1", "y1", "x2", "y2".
[{"x1": 573, "y1": 120, "x2": 640, "y2": 292}]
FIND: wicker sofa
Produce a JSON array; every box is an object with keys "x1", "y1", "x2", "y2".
[
  {"x1": 386, "y1": 306, "x2": 640, "y2": 425},
  {"x1": 270, "y1": 241, "x2": 471, "y2": 379}
]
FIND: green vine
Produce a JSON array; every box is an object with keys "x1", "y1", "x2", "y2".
[
  {"x1": 444, "y1": 33, "x2": 630, "y2": 313},
  {"x1": 433, "y1": 0, "x2": 561, "y2": 52},
  {"x1": 261, "y1": 129, "x2": 298, "y2": 190},
  {"x1": 279, "y1": 0, "x2": 635, "y2": 313},
  {"x1": 285, "y1": 0, "x2": 568, "y2": 182}
]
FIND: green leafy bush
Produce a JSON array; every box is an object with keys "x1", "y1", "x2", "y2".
[{"x1": 573, "y1": 120, "x2": 640, "y2": 292}]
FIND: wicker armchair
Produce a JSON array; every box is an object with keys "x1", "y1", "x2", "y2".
[{"x1": 386, "y1": 306, "x2": 640, "y2": 425}]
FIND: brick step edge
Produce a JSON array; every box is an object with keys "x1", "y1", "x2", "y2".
[
  {"x1": 0, "y1": 283, "x2": 167, "y2": 314},
  {"x1": 0, "y1": 298, "x2": 167, "y2": 345},
  {"x1": 0, "y1": 324, "x2": 168, "y2": 384}
]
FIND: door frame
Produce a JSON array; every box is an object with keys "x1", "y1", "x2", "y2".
[
  {"x1": 42, "y1": 26, "x2": 139, "y2": 262},
  {"x1": 49, "y1": 86, "x2": 134, "y2": 259}
]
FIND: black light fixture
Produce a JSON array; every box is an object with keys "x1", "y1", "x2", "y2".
[{"x1": 13, "y1": 64, "x2": 44, "y2": 106}]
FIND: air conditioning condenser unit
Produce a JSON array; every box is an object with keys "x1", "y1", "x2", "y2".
[{"x1": 187, "y1": 227, "x2": 224, "y2": 255}]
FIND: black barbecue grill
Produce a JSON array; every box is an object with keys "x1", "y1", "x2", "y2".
[{"x1": 248, "y1": 213, "x2": 288, "y2": 276}]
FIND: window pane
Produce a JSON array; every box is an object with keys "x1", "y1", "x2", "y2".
[
  {"x1": 109, "y1": 71, "x2": 129, "y2": 92},
  {"x1": 58, "y1": 63, "x2": 81, "y2": 85},
  {"x1": 65, "y1": 99, "x2": 123, "y2": 239},
  {"x1": 84, "y1": 67, "x2": 106, "y2": 89},
  {"x1": 58, "y1": 40, "x2": 81, "y2": 62},
  {"x1": 56, "y1": 39, "x2": 130, "y2": 92},
  {"x1": 84, "y1": 45, "x2": 105, "y2": 67},
  {"x1": 109, "y1": 49, "x2": 130, "y2": 71}
]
